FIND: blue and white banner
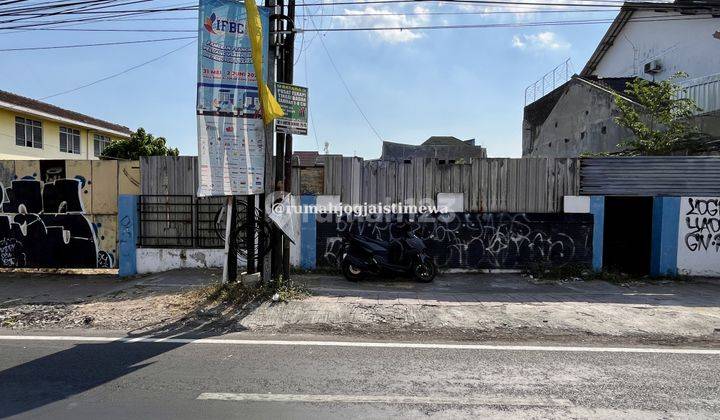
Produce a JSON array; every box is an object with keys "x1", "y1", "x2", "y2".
[{"x1": 196, "y1": 0, "x2": 270, "y2": 197}]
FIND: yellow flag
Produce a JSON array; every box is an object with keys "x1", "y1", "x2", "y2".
[{"x1": 244, "y1": 0, "x2": 284, "y2": 125}]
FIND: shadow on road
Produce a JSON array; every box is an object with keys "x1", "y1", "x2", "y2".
[{"x1": 0, "y1": 306, "x2": 232, "y2": 419}]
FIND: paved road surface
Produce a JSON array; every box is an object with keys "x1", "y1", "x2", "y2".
[{"x1": 1, "y1": 334, "x2": 719, "y2": 419}]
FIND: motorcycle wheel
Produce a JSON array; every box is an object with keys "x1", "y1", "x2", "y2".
[
  {"x1": 412, "y1": 260, "x2": 437, "y2": 283},
  {"x1": 341, "y1": 258, "x2": 364, "y2": 281}
]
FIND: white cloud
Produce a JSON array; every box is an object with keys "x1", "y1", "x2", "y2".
[
  {"x1": 512, "y1": 32, "x2": 570, "y2": 51},
  {"x1": 333, "y1": 5, "x2": 431, "y2": 44}
]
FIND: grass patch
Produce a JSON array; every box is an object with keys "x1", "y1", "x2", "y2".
[
  {"x1": 524, "y1": 263, "x2": 591, "y2": 281},
  {"x1": 205, "y1": 276, "x2": 309, "y2": 306},
  {"x1": 524, "y1": 262, "x2": 685, "y2": 284}
]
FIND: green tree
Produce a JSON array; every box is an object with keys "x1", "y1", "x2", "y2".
[
  {"x1": 614, "y1": 72, "x2": 703, "y2": 155},
  {"x1": 101, "y1": 127, "x2": 179, "y2": 160}
]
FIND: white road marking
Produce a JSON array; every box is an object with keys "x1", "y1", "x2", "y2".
[
  {"x1": 0, "y1": 334, "x2": 718, "y2": 354},
  {"x1": 197, "y1": 392, "x2": 573, "y2": 407}
]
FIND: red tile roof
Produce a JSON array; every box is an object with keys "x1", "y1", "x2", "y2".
[{"x1": 0, "y1": 90, "x2": 132, "y2": 136}]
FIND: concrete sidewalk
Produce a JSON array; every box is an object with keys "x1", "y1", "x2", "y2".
[
  {"x1": 2, "y1": 269, "x2": 720, "y2": 345},
  {"x1": 235, "y1": 273, "x2": 720, "y2": 344},
  {"x1": 299, "y1": 273, "x2": 720, "y2": 307}
]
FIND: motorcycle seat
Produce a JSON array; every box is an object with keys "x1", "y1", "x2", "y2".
[{"x1": 348, "y1": 233, "x2": 390, "y2": 248}]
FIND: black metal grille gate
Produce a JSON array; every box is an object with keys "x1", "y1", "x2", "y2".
[{"x1": 137, "y1": 195, "x2": 271, "y2": 260}]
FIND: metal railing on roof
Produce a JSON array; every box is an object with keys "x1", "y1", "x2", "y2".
[{"x1": 524, "y1": 58, "x2": 573, "y2": 106}]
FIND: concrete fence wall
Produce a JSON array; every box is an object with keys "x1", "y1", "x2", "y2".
[
  {"x1": 564, "y1": 195, "x2": 720, "y2": 277},
  {"x1": 0, "y1": 159, "x2": 140, "y2": 268},
  {"x1": 313, "y1": 211, "x2": 594, "y2": 271}
]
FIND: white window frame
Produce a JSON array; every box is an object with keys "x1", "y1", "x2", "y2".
[
  {"x1": 15, "y1": 116, "x2": 43, "y2": 149},
  {"x1": 59, "y1": 126, "x2": 81, "y2": 154},
  {"x1": 94, "y1": 133, "x2": 111, "y2": 157}
]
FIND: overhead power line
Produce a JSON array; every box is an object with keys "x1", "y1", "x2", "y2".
[
  {"x1": 17, "y1": 26, "x2": 196, "y2": 31},
  {"x1": 298, "y1": 14, "x2": 716, "y2": 32},
  {"x1": 0, "y1": 12, "x2": 715, "y2": 38},
  {"x1": 298, "y1": 9, "x2": 618, "y2": 17},
  {"x1": 0, "y1": 0, "x2": 150, "y2": 21},
  {"x1": 40, "y1": 38, "x2": 195, "y2": 99},
  {"x1": 3, "y1": 0, "x2": 710, "y2": 15},
  {"x1": 292, "y1": 0, "x2": 685, "y2": 9},
  {"x1": 0, "y1": 5, "x2": 196, "y2": 29},
  {"x1": 0, "y1": 35, "x2": 195, "y2": 51},
  {"x1": 309, "y1": 16, "x2": 384, "y2": 142}
]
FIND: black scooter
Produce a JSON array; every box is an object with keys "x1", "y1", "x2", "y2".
[{"x1": 339, "y1": 222, "x2": 437, "y2": 282}]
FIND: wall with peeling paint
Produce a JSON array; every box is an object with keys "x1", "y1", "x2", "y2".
[{"x1": 135, "y1": 248, "x2": 246, "y2": 274}]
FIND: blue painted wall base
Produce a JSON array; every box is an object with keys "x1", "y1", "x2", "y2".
[
  {"x1": 590, "y1": 196, "x2": 605, "y2": 272},
  {"x1": 650, "y1": 197, "x2": 680, "y2": 277},
  {"x1": 118, "y1": 195, "x2": 139, "y2": 277},
  {"x1": 300, "y1": 195, "x2": 317, "y2": 270}
]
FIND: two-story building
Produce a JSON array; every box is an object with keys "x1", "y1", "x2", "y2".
[
  {"x1": 0, "y1": 90, "x2": 132, "y2": 160},
  {"x1": 522, "y1": 0, "x2": 720, "y2": 157}
]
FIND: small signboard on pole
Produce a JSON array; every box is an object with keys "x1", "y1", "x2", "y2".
[{"x1": 275, "y1": 82, "x2": 308, "y2": 135}]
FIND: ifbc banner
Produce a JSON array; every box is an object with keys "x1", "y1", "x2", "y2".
[{"x1": 196, "y1": 0, "x2": 270, "y2": 197}]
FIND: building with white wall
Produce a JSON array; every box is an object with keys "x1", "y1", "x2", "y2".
[
  {"x1": 582, "y1": 2, "x2": 720, "y2": 82},
  {"x1": 523, "y1": 1, "x2": 720, "y2": 158}
]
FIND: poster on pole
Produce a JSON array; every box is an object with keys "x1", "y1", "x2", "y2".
[
  {"x1": 196, "y1": 0, "x2": 270, "y2": 197},
  {"x1": 275, "y1": 82, "x2": 308, "y2": 135}
]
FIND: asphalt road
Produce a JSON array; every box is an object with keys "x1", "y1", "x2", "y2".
[{"x1": 1, "y1": 334, "x2": 719, "y2": 419}]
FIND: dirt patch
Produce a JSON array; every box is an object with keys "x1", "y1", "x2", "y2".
[{"x1": 0, "y1": 286, "x2": 207, "y2": 331}]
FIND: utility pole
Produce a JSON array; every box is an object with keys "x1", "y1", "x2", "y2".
[
  {"x1": 268, "y1": 0, "x2": 295, "y2": 281},
  {"x1": 260, "y1": 0, "x2": 277, "y2": 282},
  {"x1": 271, "y1": 0, "x2": 285, "y2": 280},
  {"x1": 281, "y1": 0, "x2": 295, "y2": 282}
]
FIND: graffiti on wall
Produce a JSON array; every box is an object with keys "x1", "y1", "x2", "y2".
[
  {"x1": 682, "y1": 197, "x2": 720, "y2": 253},
  {"x1": 0, "y1": 175, "x2": 113, "y2": 268},
  {"x1": 677, "y1": 197, "x2": 720, "y2": 276},
  {"x1": 316, "y1": 212, "x2": 593, "y2": 270}
]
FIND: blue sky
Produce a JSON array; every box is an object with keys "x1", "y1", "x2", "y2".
[{"x1": 0, "y1": 1, "x2": 620, "y2": 158}]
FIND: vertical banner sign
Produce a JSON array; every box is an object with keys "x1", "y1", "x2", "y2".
[
  {"x1": 196, "y1": 0, "x2": 270, "y2": 197},
  {"x1": 275, "y1": 82, "x2": 308, "y2": 135}
]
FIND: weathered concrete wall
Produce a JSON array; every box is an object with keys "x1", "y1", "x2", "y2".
[
  {"x1": 136, "y1": 248, "x2": 247, "y2": 274},
  {"x1": 523, "y1": 80, "x2": 633, "y2": 157},
  {"x1": 695, "y1": 111, "x2": 720, "y2": 139},
  {"x1": 677, "y1": 196, "x2": 720, "y2": 276},
  {"x1": 0, "y1": 159, "x2": 139, "y2": 268},
  {"x1": 298, "y1": 166, "x2": 323, "y2": 195}
]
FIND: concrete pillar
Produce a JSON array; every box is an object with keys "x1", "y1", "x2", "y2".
[
  {"x1": 650, "y1": 197, "x2": 680, "y2": 277},
  {"x1": 300, "y1": 195, "x2": 317, "y2": 270},
  {"x1": 118, "y1": 194, "x2": 139, "y2": 277},
  {"x1": 589, "y1": 196, "x2": 605, "y2": 272}
]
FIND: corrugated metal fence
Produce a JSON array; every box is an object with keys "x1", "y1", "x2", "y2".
[
  {"x1": 580, "y1": 156, "x2": 720, "y2": 196},
  {"x1": 139, "y1": 156, "x2": 226, "y2": 248},
  {"x1": 142, "y1": 156, "x2": 580, "y2": 213},
  {"x1": 309, "y1": 156, "x2": 580, "y2": 213}
]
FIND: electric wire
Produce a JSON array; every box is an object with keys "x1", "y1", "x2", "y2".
[
  {"x1": 0, "y1": 34, "x2": 195, "y2": 50},
  {"x1": 0, "y1": 13, "x2": 715, "y2": 39},
  {"x1": 309, "y1": 15, "x2": 383, "y2": 142},
  {"x1": 40, "y1": 38, "x2": 196, "y2": 99}
]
